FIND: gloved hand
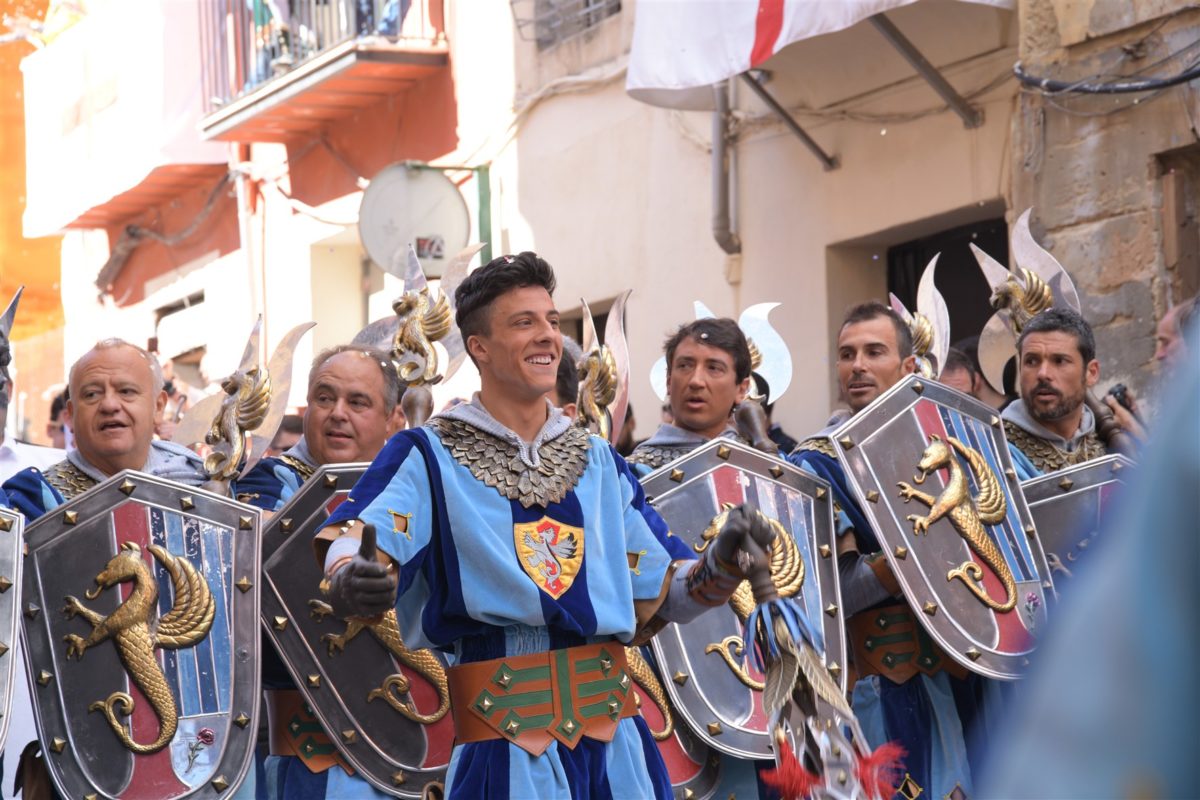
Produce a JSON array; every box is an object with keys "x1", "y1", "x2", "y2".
[
  {"x1": 712, "y1": 502, "x2": 777, "y2": 578},
  {"x1": 326, "y1": 524, "x2": 398, "y2": 619}
]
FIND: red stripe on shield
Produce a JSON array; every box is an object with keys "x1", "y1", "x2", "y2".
[
  {"x1": 710, "y1": 465, "x2": 768, "y2": 731},
  {"x1": 912, "y1": 400, "x2": 1030, "y2": 653},
  {"x1": 112, "y1": 501, "x2": 189, "y2": 798}
]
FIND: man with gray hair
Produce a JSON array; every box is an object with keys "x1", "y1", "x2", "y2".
[
  {"x1": 4, "y1": 339, "x2": 206, "y2": 519},
  {"x1": 234, "y1": 344, "x2": 405, "y2": 513},
  {"x1": 232, "y1": 344, "x2": 405, "y2": 799}
]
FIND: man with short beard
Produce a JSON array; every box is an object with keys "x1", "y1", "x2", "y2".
[{"x1": 1003, "y1": 308, "x2": 1112, "y2": 480}]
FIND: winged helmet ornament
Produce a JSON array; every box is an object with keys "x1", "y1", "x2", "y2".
[
  {"x1": 172, "y1": 317, "x2": 315, "y2": 486},
  {"x1": 889, "y1": 254, "x2": 951, "y2": 379},
  {"x1": 575, "y1": 291, "x2": 632, "y2": 443}
]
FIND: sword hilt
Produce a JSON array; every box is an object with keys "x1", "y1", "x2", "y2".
[{"x1": 740, "y1": 536, "x2": 779, "y2": 605}]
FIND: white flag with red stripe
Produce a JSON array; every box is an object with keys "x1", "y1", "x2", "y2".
[{"x1": 626, "y1": 0, "x2": 1014, "y2": 109}]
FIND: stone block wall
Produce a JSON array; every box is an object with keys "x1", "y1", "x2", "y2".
[{"x1": 1013, "y1": 0, "x2": 1200, "y2": 411}]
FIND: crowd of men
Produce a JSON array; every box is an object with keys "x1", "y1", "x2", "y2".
[{"x1": 0, "y1": 251, "x2": 1191, "y2": 799}]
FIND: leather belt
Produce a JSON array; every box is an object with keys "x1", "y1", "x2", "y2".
[
  {"x1": 265, "y1": 689, "x2": 352, "y2": 775},
  {"x1": 848, "y1": 602, "x2": 967, "y2": 684},
  {"x1": 447, "y1": 641, "x2": 637, "y2": 756}
]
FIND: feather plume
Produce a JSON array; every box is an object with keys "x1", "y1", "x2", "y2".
[
  {"x1": 855, "y1": 741, "x2": 907, "y2": 800},
  {"x1": 763, "y1": 613, "x2": 800, "y2": 715},
  {"x1": 797, "y1": 642, "x2": 853, "y2": 721},
  {"x1": 761, "y1": 731, "x2": 821, "y2": 800}
]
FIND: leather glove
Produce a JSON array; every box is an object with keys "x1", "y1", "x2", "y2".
[
  {"x1": 326, "y1": 524, "x2": 398, "y2": 619},
  {"x1": 712, "y1": 502, "x2": 776, "y2": 578}
]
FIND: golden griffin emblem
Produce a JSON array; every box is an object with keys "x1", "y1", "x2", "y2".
[
  {"x1": 392, "y1": 286, "x2": 452, "y2": 386},
  {"x1": 989, "y1": 266, "x2": 1053, "y2": 333},
  {"x1": 696, "y1": 505, "x2": 804, "y2": 689},
  {"x1": 308, "y1": 601, "x2": 450, "y2": 725},
  {"x1": 62, "y1": 542, "x2": 215, "y2": 753},
  {"x1": 576, "y1": 344, "x2": 618, "y2": 441},
  {"x1": 897, "y1": 434, "x2": 1017, "y2": 612},
  {"x1": 204, "y1": 366, "x2": 271, "y2": 481},
  {"x1": 514, "y1": 517, "x2": 584, "y2": 599}
]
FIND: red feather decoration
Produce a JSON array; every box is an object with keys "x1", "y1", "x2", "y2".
[
  {"x1": 760, "y1": 735, "x2": 822, "y2": 800},
  {"x1": 855, "y1": 741, "x2": 907, "y2": 800}
]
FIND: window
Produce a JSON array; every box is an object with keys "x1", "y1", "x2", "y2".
[{"x1": 511, "y1": 0, "x2": 621, "y2": 51}]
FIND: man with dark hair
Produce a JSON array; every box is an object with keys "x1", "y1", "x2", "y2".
[
  {"x1": 954, "y1": 335, "x2": 1012, "y2": 410},
  {"x1": 1003, "y1": 307, "x2": 1111, "y2": 479},
  {"x1": 266, "y1": 413, "x2": 303, "y2": 457},
  {"x1": 46, "y1": 390, "x2": 70, "y2": 450},
  {"x1": 938, "y1": 346, "x2": 977, "y2": 395},
  {"x1": 550, "y1": 334, "x2": 581, "y2": 419},
  {"x1": 233, "y1": 344, "x2": 405, "y2": 799},
  {"x1": 752, "y1": 372, "x2": 798, "y2": 454},
  {"x1": 626, "y1": 316, "x2": 767, "y2": 796},
  {"x1": 311, "y1": 252, "x2": 773, "y2": 798},
  {"x1": 788, "y1": 302, "x2": 997, "y2": 800},
  {"x1": 627, "y1": 317, "x2": 752, "y2": 474}
]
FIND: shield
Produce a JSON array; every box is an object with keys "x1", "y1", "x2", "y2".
[
  {"x1": 830, "y1": 374, "x2": 1054, "y2": 679},
  {"x1": 260, "y1": 463, "x2": 450, "y2": 798},
  {"x1": 642, "y1": 438, "x2": 844, "y2": 759},
  {"x1": 22, "y1": 471, "x2": 260, "y2": 799},
  {"x1": 0, "y1": 507, "x2": 22, "y2": 754},
  {"x1": 1022, "y1": 455, "x2": 1134, "y2": 583}
]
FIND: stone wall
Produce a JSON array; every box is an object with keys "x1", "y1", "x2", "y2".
[{"x1": 1013, "y1": 0, "x2": 1200, "y2": 410}]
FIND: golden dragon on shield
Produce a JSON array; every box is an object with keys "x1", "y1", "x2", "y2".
[
  {"x1": 309, "y1": 601, "x2": 450, "y2": 725},
  {"x1": 62, "y1": 542, "x2": 215, "y2": 753},
  {"x1": 896, "y1": 434, "x2": 1016, "y2": 612}
]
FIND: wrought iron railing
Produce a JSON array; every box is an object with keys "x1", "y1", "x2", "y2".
[
  {"x1": 510, "y1": 0, "x2": 621, "y2": 50},
  {"x1": 199, "y1": 0, "x2": 444, "y2": 113}
]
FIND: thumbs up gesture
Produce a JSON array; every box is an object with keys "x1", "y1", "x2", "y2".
[{"x1": 327, "y1": 524, "x2": 398, "y2": 619}]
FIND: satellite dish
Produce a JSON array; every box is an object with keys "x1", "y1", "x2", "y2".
[{"x1": 358, "y1": 163, "x2": 470, "y2": 279}]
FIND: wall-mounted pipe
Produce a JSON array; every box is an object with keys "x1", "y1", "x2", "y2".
[{"x1": 712, "y1": 80, "x2": 741, "y2": 255}]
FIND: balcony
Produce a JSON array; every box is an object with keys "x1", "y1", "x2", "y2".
[
  {"x1": 21, "y1": 0, "x2": 230, "y2": 238},
  {"x1": 199, "y1": 0, "x2": 449, "y2": 143}
]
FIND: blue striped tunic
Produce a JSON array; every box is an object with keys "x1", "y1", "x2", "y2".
[{"x1": 323, "y1": 425, "x2": 694, "y2": 799}]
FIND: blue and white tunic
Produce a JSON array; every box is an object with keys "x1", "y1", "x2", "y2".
[
  {"x1": 3, "y1": 441, "x2": 206, "y2": 520},
  {"x1": 321, "y1": 399, "x2": 693, "y2": 799},
  {"x1": 233, "y1": 438, "x2": 319, "y2": 512}
]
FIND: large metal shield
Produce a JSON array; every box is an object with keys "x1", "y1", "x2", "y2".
[
  {"x1": 260, "y1": 463, "x2": 450, "y2": 798},
  {"x1": 831, "y1": 374, "x2": 1053, "y2": 679},
  {"x1": 22, "y1": 470, "x2": 261, "y2": 799},
  {"x1": 0, "y1": 507, "x2": 22, "y2": 754},
  {"x1": 642, "y1": 438, "x2": 844, "y2": 760},
  {"x1": 1022, "y1": 454, "x2": 1134, "y2": 583}
]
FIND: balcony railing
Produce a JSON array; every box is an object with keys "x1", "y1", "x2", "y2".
[{"x1": 200, "y1": 0, "x2": 445, "y2": 116}]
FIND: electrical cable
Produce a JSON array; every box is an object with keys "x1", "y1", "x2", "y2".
[{"x1": 1014, "y1": 56, "x2": 1200, "y2": 94}]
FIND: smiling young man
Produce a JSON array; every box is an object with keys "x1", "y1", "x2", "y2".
[
  {"x1": 4, "y1": 339, "x2": 206, "y2": 520},
  {"x1": 788, "y1": 302, "x2": 1002, "y2": 800},
  {"x1": 312, "y1": 252, "x2": 773, "y2": 799},
  {"x1": 1002, "y1": 307, "x2": 1113, "y2": 479},
  {"x1": 626, "y1": 318, "x2": 752, "y2": 475}
]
